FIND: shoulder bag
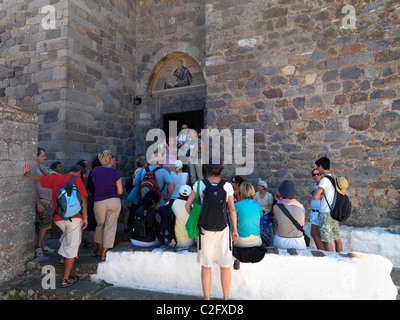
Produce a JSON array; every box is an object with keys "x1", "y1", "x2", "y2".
[
  {"x1": 277, "y1": 204, "x2": 310, "y2": 247},
  {"x1": 185, "y1": 181, "x2": 202, "y2": 239}
]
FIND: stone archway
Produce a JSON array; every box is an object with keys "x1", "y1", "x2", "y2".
[{"x1": 133, "y1": 47, "x2": 206, "y2": 157}]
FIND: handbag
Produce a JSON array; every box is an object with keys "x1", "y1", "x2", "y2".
[
  {"x1": 277, "y1": 204, "x2": 310, "y2": 247},
  {"x1": 185, "y1": 181, "x2": 202, "y2": 239}
]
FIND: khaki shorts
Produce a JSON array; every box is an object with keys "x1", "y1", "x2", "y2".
[
  {"x1": 36, "y1": 199, "x2": 52, "y2": 230},
  {"x1": 319, "y1": 211, "x2": 340, "y2": 243},
  {"x1": 198, "y1": 226, "x2": 232, "y2": 268},
  {"x1": 55, "y1": 219, "x2": 82, "y2": 259}
]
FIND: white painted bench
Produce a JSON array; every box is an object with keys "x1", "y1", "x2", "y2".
[{"x1": 92, "y1": 244, "x2": 397, "y2": 300}]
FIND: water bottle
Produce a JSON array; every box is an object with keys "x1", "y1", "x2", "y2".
[{"x1": 164, "y1": 228, "x2": 169, "y2": 245}]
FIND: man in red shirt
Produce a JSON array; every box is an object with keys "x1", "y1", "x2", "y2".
[{"x1": 23, "y1": 163, "x2": 88, "y2": 288}]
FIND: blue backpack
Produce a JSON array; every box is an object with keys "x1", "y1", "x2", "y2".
[{"x1": 55, "y1": 176, "x2": 82, "y2": 221}]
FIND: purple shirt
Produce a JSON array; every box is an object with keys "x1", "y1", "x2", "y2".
[{"x1": 91, "y1": 166, "x2": 122, "y2": 202}]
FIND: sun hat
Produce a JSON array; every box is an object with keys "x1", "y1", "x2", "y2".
[
  {"x1": 335, "y1": 175, "x2": 349, "y2": 195},
  {"x1": 179, "y1": 185, "x2": 192, "y2": 197},
  {"x1": 277, "y1": 180, "x2": 296, "y2": 198},
  {"x1": 258, "y1": 180, "x2": 268, "y2": 189}
]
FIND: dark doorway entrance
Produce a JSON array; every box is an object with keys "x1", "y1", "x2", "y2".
[{"x1": 163, "y1": 109, "x2": 204, "y2": 138}]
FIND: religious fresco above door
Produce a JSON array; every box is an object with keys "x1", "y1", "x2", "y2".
[{"x1": 151, "y1": 54, "x2": 205, "y2": 93}]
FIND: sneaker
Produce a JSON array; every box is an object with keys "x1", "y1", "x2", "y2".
[
  {"x1": 35, "y1": 248, "x2": 44, "y2": 258},
  {"x1": 43, "y1": 245, "x2": 55, "y2": 254}
]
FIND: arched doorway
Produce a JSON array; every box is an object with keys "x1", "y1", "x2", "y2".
[{"x1": 150, "y1": 52, "x2": 206, "y2": 137}]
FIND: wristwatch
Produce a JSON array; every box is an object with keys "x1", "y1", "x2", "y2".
[{"x1": 24, "y1": 172, "x2": 30, "y2": 177}]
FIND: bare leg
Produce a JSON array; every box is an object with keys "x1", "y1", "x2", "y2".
[
  {"x1": 63, "y1": 258, "x2": 75, "y2": 280},
  {"x1": 220, "y1": 267, "x2": 231, "y2": 300},
  {"x1": 311, "y1": 224, "x2": 324, "y2": 250},
  {"x1": 324, "y1": 242, "x2": 334, "y2": 252},
  {"x1": 37, "y1": 228, "x2": 46, "y2": 248},
  {"x1": 335, "y1": 239, "x2": 343, "y2": 252},
  {"x1": 201, "y1": 266, "x2": 212, "y2": 300}
]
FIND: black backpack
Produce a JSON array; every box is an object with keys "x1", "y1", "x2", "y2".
[
  {"x1": 199, "y1": 179, "x2": 228, "y2": 231},
  {"x1": 324, "y1": 175, "x2": 352, "y2": 222},
  {"x1": 130, "y1": 207, "x2": 148, "y2": 239},
  {"x1": 155, "y1": 203, "x2": 177, "y2": 246}
]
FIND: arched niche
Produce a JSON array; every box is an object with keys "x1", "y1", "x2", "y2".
[{"x1": 149, "y1": 52, "x2": 206, "y2": 132}]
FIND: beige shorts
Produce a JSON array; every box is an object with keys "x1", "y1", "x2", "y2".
[
  {"x1": 198, "y1": 226, "x2": 232, "y2": 268},
  {"x1": 55, "y1": 219, "x2": 82, "y2": 259}
]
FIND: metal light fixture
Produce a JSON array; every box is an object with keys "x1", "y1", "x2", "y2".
[{"x1": 132, "y1": 96, "x2": 142, "y2": 106}]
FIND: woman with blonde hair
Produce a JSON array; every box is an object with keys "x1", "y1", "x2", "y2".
[
  {"x1": 91, "y1": 150, "x2": 123, "y2": 260},
  {"x1": 234, "y1": 182, "x2": 263, "y2": 248}
]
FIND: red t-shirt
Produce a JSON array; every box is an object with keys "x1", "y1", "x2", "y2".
[{"x1": 40, "y1": 174, "x2": 88, "y2": 222}]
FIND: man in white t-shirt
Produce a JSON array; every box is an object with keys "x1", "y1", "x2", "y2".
[{"x1": 313, "y1": 157, "x2": 343, "y2": 252}]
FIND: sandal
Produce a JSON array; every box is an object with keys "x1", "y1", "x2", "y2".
[
  {"x1": 80, "y1": 239, "x2": 93, "y2": 248},
  {"x1": 60, "y1": 275, "x2": 79, "y2": 288},
  {"x1": 58, "y1": 257, "x2": 65, "y2": 266},
  {"x1": 91, "y1": 251, "x2": 102, "y2": 257}
]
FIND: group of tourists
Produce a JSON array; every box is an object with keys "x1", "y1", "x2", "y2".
[
  {"x1": 22, "y1": 141, "x2": 344, "y2": 298},
  {"x1": 124, "y1": 149, "x2": 344, "y2": 300},
  {"x1": 23, "y1": 148, "x2": 122, "y2": 288}
]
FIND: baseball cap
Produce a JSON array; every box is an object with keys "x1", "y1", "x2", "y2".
[
  {"x1": 174, "y1": 159, "x2": 183, "y2": 169},
  {"x1": 179, "y1": 185, "x2": 192, "y2": 197}
]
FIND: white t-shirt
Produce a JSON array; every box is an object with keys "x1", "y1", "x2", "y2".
[
  {"x1": 253, "y1": 191, "x2": 274, "y2": 214},
  {"x1": 192, "y1": 179, "x2": 234, "y2": 205},
  {"x1": 170, "y1": 172, "x2": 189, "y2": 199},
  {"x1": 317, "y1": 174, "x2": 335, "y2": 212}
]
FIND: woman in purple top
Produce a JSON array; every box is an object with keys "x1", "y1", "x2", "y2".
[{"x1": 91, "y1": 150, "x2": 123, "y2": 260}]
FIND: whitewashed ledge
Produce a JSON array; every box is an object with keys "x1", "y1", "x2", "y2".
[
  {"x1": 92, "y1": 244, "x2": 397, "y2": 300},
  {"x1": 303, "y1": 224, "x2": 400, "y2": 268}
]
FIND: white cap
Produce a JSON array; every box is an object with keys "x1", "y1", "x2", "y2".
[
  {"x1": 179, "y1": 185, "x2": 192, "y2": 197},
  {"x1": 174, "y1": 159, "x2": 183, "y2": 169}
]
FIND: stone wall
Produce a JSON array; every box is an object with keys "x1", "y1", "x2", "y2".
[
  {"x1": 64, "y1": 0, "x2": 137, "y2": 172},
  {"x1": 1, "y1": 0, "x2": 399, "y2": 227},
  {"x1": 0, "y1": 0, "x2": 69, "y2": 162},
  {"x1": 0, "y1": 102, "x2": 37, "y2": 283},
  {"x1": 0, "y1": 0, "x2": 137, "y2": 172},
  {"x1": 203, "y1": 0, "x2": 400, "y2": 227}
]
